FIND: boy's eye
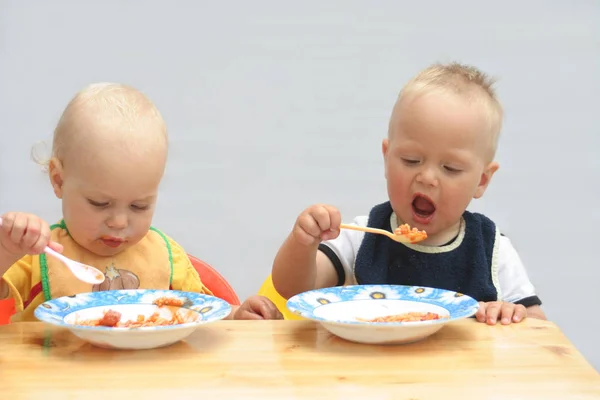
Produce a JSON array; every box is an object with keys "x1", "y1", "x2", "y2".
[
  {"x1": 88, "y1": 199, "x2": 109, "y2": 208},
  {"x1": 131, "y1": 204, "x2": 149, "y2": 211},
  {"x1": 444, "y1": 165, "x2": 462, "y2": 173}
]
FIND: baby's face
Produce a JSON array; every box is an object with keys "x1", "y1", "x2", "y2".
[
  {"x1": 382, "y1": 91, "x2": 498, "y2": 244},
  {"x1": 50, "y1": 134, "x2": 167, "y2": 257}
]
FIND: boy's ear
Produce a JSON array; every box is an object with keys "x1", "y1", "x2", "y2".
[
  {"x1": 474, "y1": 162, "x2": 499, "y2": 199},
  {"x1": 48, "y1": 157, "x2": 65, "y2": 199},
  {"x1": 382, "y1": 138, "x2": 389, "y2": 179}
]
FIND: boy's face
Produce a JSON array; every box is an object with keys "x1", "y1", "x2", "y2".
[
  {"x1": 49, "y1": 122, "x2": 167, "y2": 257},
  {"x1": 382, "y1": 91, "x2": 498, "y2": 243}
]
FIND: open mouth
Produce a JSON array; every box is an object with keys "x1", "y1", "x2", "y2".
[{"x1": 412, "y1": 193, "x2": 436, "y2": 223}]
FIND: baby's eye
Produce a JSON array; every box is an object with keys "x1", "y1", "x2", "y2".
[
  {"x1": 131, "y1": 204, "x2": 149, "y2": 211},
  {"x1": 88, "y1": 199, "x2": 109, "y2": 208},
  {"x1": 443, "y1": 165, "x2": 462, "y2": 173},
  {"x1": 401, "y1": 158, "x2": 420, "y2": 165}
]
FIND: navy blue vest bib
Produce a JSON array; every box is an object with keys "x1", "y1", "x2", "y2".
[{"x1": 354, "y1": 201, "x2": 499, "y2": 302}]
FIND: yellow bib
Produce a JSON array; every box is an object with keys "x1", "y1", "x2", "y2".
[{"x1": 40, "y1": 221, "x2": 174, "y2": 300}]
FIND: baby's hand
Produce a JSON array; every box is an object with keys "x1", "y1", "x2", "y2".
[
  {"x1": 475, "y1": 301, "x2": 526, "y2": 325},
  {"x1": 0, "y1": 212, "x2": 63, "y2": 259},
  {"x1": 293, "y1": 204, "x2": 341, "y2": 246},
  {"x1": 233, "y1": 295, "x2": 283, "y2": 320}
]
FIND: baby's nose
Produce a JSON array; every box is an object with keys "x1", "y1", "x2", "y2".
[
  {"x1": 416, "y1": 168, "x2": 438, "y2": 187},
  {"x1": 106, "y1": 213, "x2": 128, "y2": 229}
]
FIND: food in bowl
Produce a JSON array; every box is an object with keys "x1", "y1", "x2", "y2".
[
  {"x1": 72, "y1": 297, "x2": 191, "y2": 328},
  {"x1": 153, "y1": 297, "x2": 185, "y2": 307},
  {"x1": 357, "y1": 311, "x2": 447, "y2": 323}
]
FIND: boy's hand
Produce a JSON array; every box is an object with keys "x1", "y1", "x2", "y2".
[
  {"x1": 293, "y1": 204, "x2": 341, "y2": 246},
  {"x1": 0, "y1": 212, "x2": 63, "y2": 259},
  {"x1": 233, "y1": 295, "x2": 283, "y2": 320},
  {"x1": 475, "y1": 301, "x2": 527, "y2": 325}
]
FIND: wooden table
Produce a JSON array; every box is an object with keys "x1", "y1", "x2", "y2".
[{"x1": 0, "y1": 319, "x2": 598, "y2": 399}]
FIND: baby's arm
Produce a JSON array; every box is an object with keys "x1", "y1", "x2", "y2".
[{"x1": 272, "y1": 205, "x2": 342, "y2": 300}]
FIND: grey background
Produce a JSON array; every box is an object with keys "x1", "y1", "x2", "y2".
[{"x1": 1, "y1": 1, "x2": 598, "y2": 369}]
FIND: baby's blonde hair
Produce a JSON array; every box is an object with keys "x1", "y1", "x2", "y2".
[
  {"x1": 32, "y1": 82, "x2": 167, "y2": 168},
  {"x1": 391, "y1": 62, "x2": 503, "y2": 156}
]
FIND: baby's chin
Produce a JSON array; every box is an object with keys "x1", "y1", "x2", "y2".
[
  {"x1": 92, "y1": 244, "x2": 130, "y2": 257},
  {"x1": 73, "y1": 237, "x2": 132, "y2": 257}
]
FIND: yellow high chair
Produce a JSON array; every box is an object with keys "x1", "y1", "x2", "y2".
[{"x1": 258, "y1": 274, "x2": 305, "y2": 320}]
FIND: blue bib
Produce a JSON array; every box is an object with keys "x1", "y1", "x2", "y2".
[{"x1": 354, "y1": 201, "x2": 499, "y2": 302}]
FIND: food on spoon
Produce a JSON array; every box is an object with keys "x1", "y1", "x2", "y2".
[{"x1": 394, "y1": 223, "x2": 427, "y2": 243}]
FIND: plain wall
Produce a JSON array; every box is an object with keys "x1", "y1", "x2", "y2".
[{"x1": 1, "y1": 1, "x2": 598, "y2": 369}]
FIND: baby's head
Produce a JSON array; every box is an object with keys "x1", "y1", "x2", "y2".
[
  {"x1": 382, "y1": 62, "x2": 503, "y2": 244},
  {"x1": 45, "y1": 83, "x2": 168, "y2": 256}
]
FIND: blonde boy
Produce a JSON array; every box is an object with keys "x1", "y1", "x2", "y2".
[
  {"x1": 272, "y1": 63, "x2": 545, "y2": 325},
  {"x1": 0, "y1": 83, "x2": 281, "y2": 321}
]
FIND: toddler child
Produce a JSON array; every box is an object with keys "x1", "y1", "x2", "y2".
[
  {"x1": 0, "y1": 83, "x2": 282, "y2": 322},
  {"x1": 272, "y1": 63, "x2": 545, "y2": 325}
]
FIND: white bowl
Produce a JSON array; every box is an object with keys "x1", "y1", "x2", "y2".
[
  {"x1": 286, "y1": 285, "x2": 479, "y2": 345},
  {"x1": 34, "y1": 289, "x2": 231, "y2": 350}
]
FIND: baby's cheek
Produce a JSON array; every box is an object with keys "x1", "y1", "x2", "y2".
[
  {"x1": 132, "y1": 218, "x2": 153, "y2": 241},
  {"x1": 387, "y1": 170, "x2": 407, "y2": 192}
]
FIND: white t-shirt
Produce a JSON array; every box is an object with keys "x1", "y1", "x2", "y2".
[{"x1": 320, "y1": 212, "x2": 540, "y2": 305}]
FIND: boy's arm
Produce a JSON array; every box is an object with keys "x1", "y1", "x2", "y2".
[
  {"x1": 272, "y1": 210, "x2": 364, "y2": 300},
  {"x1": 271, "y1": 232, "x2": 339, "y2": 300}
]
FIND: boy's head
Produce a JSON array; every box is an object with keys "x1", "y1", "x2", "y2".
[
  {"x1": 382, "y1": 62, "x2": 503, "y2": 243},
  {"x1": 46, "y1": 83, "x2": 168, "y2": 256}
]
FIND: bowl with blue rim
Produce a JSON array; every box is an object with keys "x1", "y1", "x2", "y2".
[
  {"x1": 34, "y1": 289, "x2": 231, "y2": 350},
  {"x1": 286, "y1": 284, "x2": 478, "y2": 344}
]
